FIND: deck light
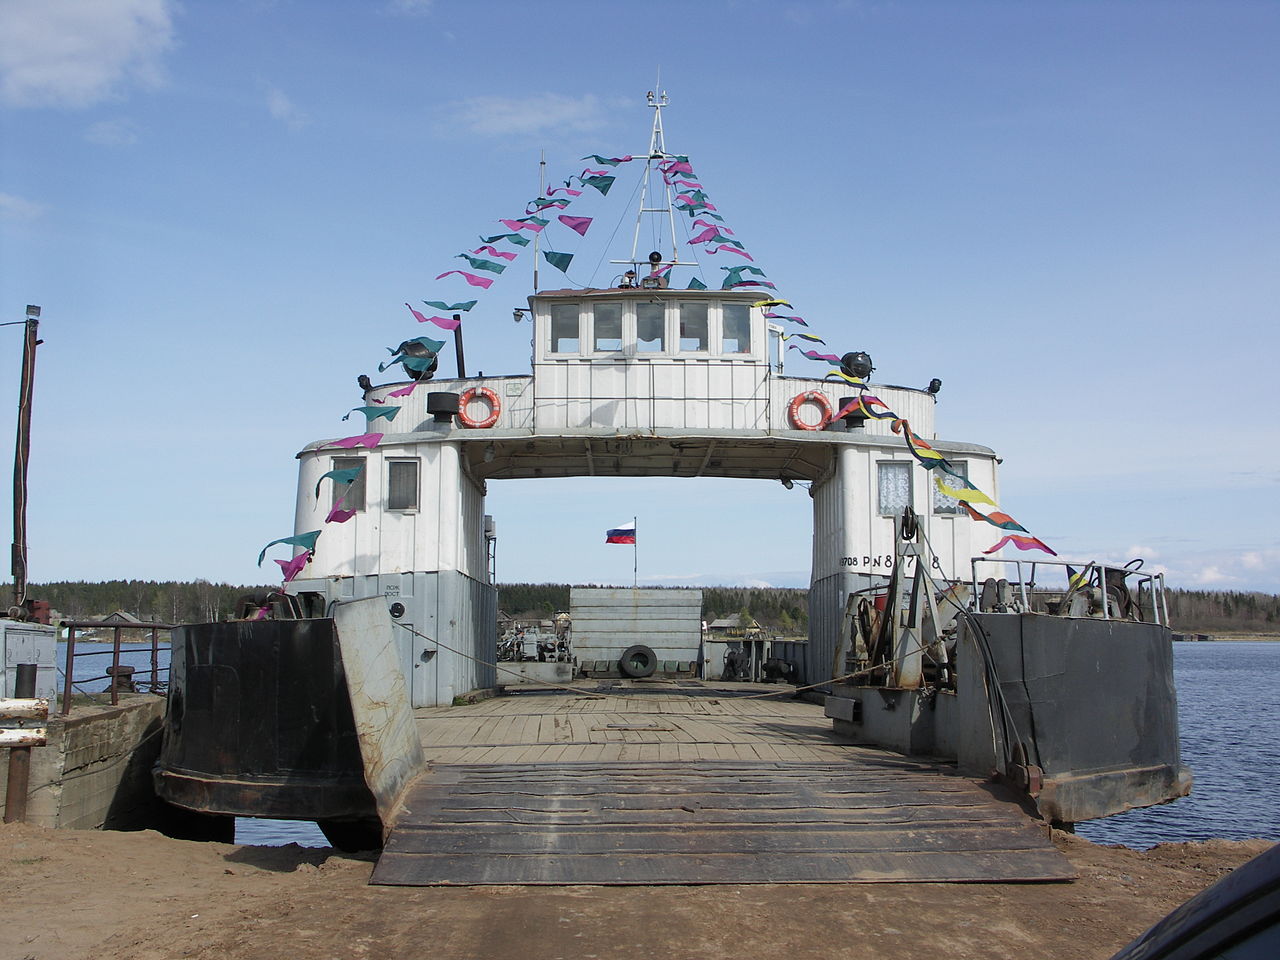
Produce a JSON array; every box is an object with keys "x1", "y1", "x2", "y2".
[
  {"x1": 927, "y1": 378, "x2": 942, "y2": 395},
  {"x1": 781, "y1": 478, "x2": 794, "y2": 490},
  {"x1": 841, "y1": 351, "x2": 874, "y2": 380}
]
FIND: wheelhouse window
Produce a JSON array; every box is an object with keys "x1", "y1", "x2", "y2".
[
  {"x1": 722, "y1": 303, "x2": 751, "y2": 354},
  {"x1": 877, "y1": 461, "x2": 912, "y2": 517},
  {"x1": 592, "y1": 302, "x2": 623, "y2": 353},
  {"x1": 387, "y1": 459, "x2": 419, "y2": 511},
  {"x1": 933, "y1": 461, "x2": 968, "y2": 515},
  {"x1": 332, "y1": 456, "x2": 366, "y2": 513},
  {"x1": 679, "y1": 302, "x2": 708, "y2": 351},
  {"x1": 549, "y1": 303, "x2": 580, "y2": 353},
  {"x1": 636, "y1": 301, "x2": 665, "y2": 353}
]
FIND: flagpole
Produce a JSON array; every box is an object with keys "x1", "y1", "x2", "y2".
[{"x1": 633, "y1": 515, "x2": 638, "y2": 588}]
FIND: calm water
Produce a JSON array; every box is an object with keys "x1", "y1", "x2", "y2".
[
  {"x1": 1076, "y1": 641, "x2": 1280, "y2": 848},
  {"x1": 58, "y1": 640, "x2": 1280, "y2": 849}
]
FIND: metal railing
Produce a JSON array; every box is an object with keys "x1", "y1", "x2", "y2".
[
  {"x1": 969, "y1": 558, "x2": 1169, "y2": 626},
  {"x1": 60, "y1": 619, "x2": 172, "y2": 715}
]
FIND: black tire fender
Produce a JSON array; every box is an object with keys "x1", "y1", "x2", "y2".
[{"x1": 618, "y1": 644, "x2": 657, "y2": 679}]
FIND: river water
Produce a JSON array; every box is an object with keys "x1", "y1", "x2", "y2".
[{"x1": 57, "y1": 639, "x2": 1280, "y2": 849}]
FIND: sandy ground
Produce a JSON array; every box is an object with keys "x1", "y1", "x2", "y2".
[{"x1": 0, "y1": 823, "x2": 1272, "y2": 960}]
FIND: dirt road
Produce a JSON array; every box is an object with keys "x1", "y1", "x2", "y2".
[{"x1": 0, "y1": 823, "x2": 1271, "y2": 960}]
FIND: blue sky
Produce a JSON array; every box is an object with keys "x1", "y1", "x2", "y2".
[{"x1": 0, "y1": 0, "x2": 1276, "y2": 593}]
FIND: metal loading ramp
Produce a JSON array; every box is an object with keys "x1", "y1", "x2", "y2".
[{"x1": 371, "y1": 759, "x2": 1075, "y2": 885}]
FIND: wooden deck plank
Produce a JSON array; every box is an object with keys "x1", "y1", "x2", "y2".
[{"x1": 374, "y1": 760, "x2": 1072, "y2": 886}]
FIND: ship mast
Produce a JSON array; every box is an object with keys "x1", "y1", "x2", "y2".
[{"x1": 611, "y1": 89, "x2": 692, "y2": 283}]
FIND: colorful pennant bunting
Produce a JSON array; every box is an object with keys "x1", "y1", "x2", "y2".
[
  {"x1": 498, "y1": 216, "x2": 548, "y2": 233},
  {"x1": 407, "y1": 303, "x2": 462, "y2": 328},
  {"x1": 707, "y1": 244, "x2": 753, "y2": 259},
  {"x1": 581, "y1": 175, "x2": 615, "y2": 196},
  {"x1": 422, "y1": 300, "x2": 477, "y2": 312},
  {"x1": 471, "y1": 245, "x2": 518, "y2": 261},
  {"x1": 582, "y1": 154, "x2": 633, "y2": 166},
  {"x1": 276, "y1": 553, "x2": 312, "y2": 582},
  {"x1": 455, "y1": 253, "x2": 507, "y2": 274},
  {"x1": 326, "y1": 499, "x2": 357, "y2": 524},
  {"x1": 984, "y1": 535, "x2": 1058, "y2": 556},
  {"x1": 257, "y1": 530, "x2": 322, "y2": 566},
  {"x1": 788, "y1": 346, "x2": 841, "y2": 363},
  {"x1": 558, "y1": 215, "x2": 593, "y2": 236},
  {"x1": 479, "y1": 232, "x2": 531, "y2": 247},
  {"x1": 434, "y1": 270, "x2": 494, "y2": 289},
  {"x1": 343, "y1": 405, "x2": 402, "y2": 424},
  {"x1": 543, "y1": 250, "x2": 573, "y2": 273},
  {"x1": 325, "y1": 433, "x2": 383, "y2": 449},
  {"x1": 958, "y1": 500, "x2": 1029, "y2": 532},
  {"x1": 315, "y1": 466, "x2": 364, "y2": 497}
]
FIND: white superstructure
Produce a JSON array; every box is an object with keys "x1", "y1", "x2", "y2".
[{"x1": 287, "y1": 280, "x2": 998, "y2": 705}]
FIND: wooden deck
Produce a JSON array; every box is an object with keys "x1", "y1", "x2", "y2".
[
  {"x1": 372, "y1": 681, "x2": 1075, "y2": 886},
  {"x1": 413, "y1": 681, "x2": 857, "y2": 765}
]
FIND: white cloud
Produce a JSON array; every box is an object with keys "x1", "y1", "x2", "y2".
[
  {"x1": 265, "y1": 84, "x2": 309, "y2": 131},
  {"x1": 85, "y1": 118, "x2": 139, "y2": 145},
  {"x1": 0, "y1": 0, "x2": 175, "y2": 108},
  {"x1": 448, "y1": 94, "x2": 610, "y2": 138},
  {"x1": 0, "y1": 193, "x2": 45, "y2": 221}
]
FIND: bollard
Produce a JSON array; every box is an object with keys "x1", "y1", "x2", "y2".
[{"x1": 4, "y1": 663, "x2": 38, "y2": 823}]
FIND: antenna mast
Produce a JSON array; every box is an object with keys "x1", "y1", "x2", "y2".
[
  {"x1": 533, "y1": 150, "x2": 546, "y2": 292},
  {"x1": 611, "y1": 88, "x2": 692, "y2": 282}
]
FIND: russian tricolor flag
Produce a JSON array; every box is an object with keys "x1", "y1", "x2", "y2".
[{"x1": 605, "y1": 521, "x2": 636, "y2": 544}]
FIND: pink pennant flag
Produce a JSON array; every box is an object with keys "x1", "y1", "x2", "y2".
[
  {"x1": 547, "y1": 186, "x2": 583, "y2": 197},
  {"x1": 407, "y1": 302, "x2": 463, "y2": 328},
  {"x1": 326, "y1": 502, "x2": 357, "y2": 524},
  {"x1": 387, "y1": 382, "x2": 418, "y2": 398},
  {"x1": 326, "y1": 433, "x2": 383, "y2": 449},
  {"x1": 676, "y1": 194, "x2": 717, "y2": 211},
  {"x1": 671, "y1": 179, "x2": 702, "y2": 190},
  {"x1": 434, "y1": 270, "x2": 495, "y2": 289},
  {"x1": 692, "y1": 219, "x2": 731, "y2": 234},
  {"x1": 687, "y1": 227, "x2": 719, "y2": 245},
  {"x1": 660, "y1": 159, "x2": 695, "y2": 175},
  {"x1": 707, "y1": 244, "x2": 754, "y2": 260},
  {"x1": 579, "y1": 167, "x2": 608, "y2": 178},
  {"x1": 472, "y1": 244, "x2": 519, "y2": 261},
  {"x1": 275, "y1": 552, "x2": 312, "y2": 582},
  {"x1": 498, "y1": 218, "x2": 546, "y2": 234},
  {"x1": 983, "y1": 535, "x2": 1058, "y2": 556},
  {"x1": 557, "y1": 215, "x2": 593, "y2": 236}
]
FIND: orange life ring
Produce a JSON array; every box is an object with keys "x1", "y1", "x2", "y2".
[
  {"x1": 787, "y1": 390, "x2": 832, "y2": 430},
  {"x1": 457, "y1": 386, "x2": 501, "y2": 429}
]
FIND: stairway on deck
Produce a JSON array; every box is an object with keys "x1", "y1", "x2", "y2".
[{"x1": 372, "y1": 684, "x2": 1074, "y2": 886}]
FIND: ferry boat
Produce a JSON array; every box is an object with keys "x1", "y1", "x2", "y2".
[{"x1": 155, "y1": 92, "x2": 1190, "y2": 858}]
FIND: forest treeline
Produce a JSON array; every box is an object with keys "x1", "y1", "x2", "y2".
[{"x1": 6, "y1": 581, "x2": 1278, "y2": 635}]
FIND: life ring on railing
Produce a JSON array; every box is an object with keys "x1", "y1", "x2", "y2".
[
  {"x1": 457, "y1": 386, "x2": 501, "y2": 429},
  {"x1": 787, "y1": 390, "x2": 833, "y2": 430}
]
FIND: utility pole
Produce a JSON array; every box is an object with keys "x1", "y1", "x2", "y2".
[{"x1": 8, "y1": 305, "x2": 40, "y2": 616}]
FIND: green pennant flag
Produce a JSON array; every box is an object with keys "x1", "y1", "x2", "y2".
[
  {"x1": 456, "y1": 253, "x2": 507, "y2": 274},
  {"x1": 581, "y1": 175, "x2": 615, "y2": 196},
  {"x1": 479, "y1": 232, "x2": 531, "y2": 247},
  {"x1": 422, "y1": 301, "x2": 476, "y2": 313},
  {"x1": 257, "y1": 530, "x2": 322, "y2": 566},
  {"x1": 542, "y1": 250, "x2": 573, "y2": 273},
  {"x1": 689, "y1": 210, "x2": 724, "y2": 221},
  {"x1": 688, "y1": 277, "x2": 708, "y2": 290},
  {"x1": 344, "y1": 405, "x2": 402, "y2": 425},
  {"x1": 315, "y1": 467, "x2": 364, "y2": 498},
  {"x1": 387, "y1": 336, "x2": 446, "y2": 355}
]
